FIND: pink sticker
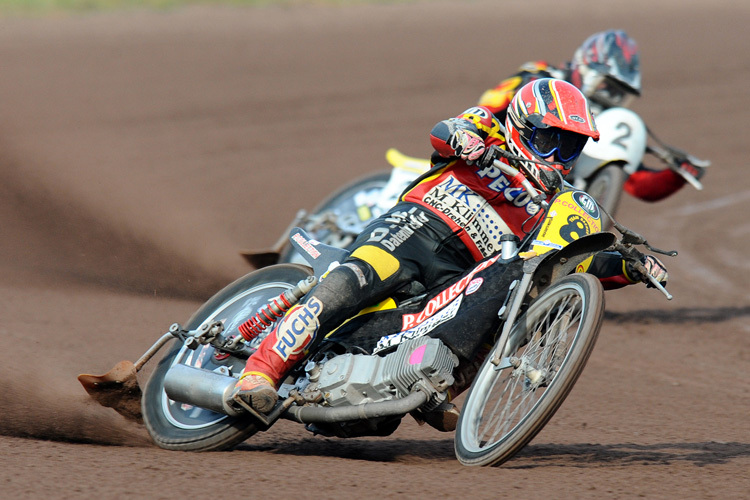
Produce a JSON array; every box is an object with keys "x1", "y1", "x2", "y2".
[
  {"x1": 409, "y1": 344, "x2": 427, "y2": 365},
  {"x1": 466, "y1": 277, "x2": 484, "y2": 295}
]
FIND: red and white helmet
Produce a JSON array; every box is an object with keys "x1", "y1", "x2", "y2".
[{"x1": 505, "y1": 78, "x2": 600, "y2": 192}]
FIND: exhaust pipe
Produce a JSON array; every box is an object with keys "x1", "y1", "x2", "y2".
[
  {"x1": 164, "y1": 364, "x2": 434, "y2": 423},
  {"x1": 163, "y1": 364, "x2": 242, "y2": 417},
  {"x1": 283, "y1": 389, "x2": 429, "y2": 424}
]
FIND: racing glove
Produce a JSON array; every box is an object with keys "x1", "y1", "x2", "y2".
[
  {"x1": 627, "y1": 255, "x2": 668, "y2": 288},
  {"x1": 431, "y1": 118, "x2": 486, "y2": 161},
  {"x1": 663, "y1": 147, "x2": 710, "y2": 186},
  {"x1": 675, "y1": 159, "x2": 707, "y2": 181},
  {"x1": 449, "y1": 128, "x2": 486, "y2": 161}
]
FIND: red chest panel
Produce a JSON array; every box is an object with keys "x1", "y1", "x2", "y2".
[{"x1": 403, "y1": 161, "x2": 547, "y2": 261}]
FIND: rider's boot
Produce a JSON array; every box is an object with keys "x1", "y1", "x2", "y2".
[
  {"x1": 231, "y1": 298, "x2": 323, "y2": 413},
  {"x1": 232, "y1": 263, "x2": 375, "y2": 414},
  {"x1": 418, "y1": 401, "x2": 461, "y2": 432},
  {"x1": 415, "y1": 350, "x2": 486, "y2": 431},
  {"x1": 232, "y1": 373, "x2": 278, "y2": 414}
]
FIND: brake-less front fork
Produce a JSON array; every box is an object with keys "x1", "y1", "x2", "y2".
[{"x1": 491, "y1": 271, "x2": 534, "y2": 369}]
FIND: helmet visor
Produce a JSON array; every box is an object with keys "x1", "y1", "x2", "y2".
[{"x1": 528, "y1": 127, "x2": 589, "y2": 163}]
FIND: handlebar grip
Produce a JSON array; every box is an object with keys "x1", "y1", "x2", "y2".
[{"x1": 646, "y1": 274, "x2": 673, "y2": 300}]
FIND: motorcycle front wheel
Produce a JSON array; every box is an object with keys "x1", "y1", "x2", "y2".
[
  {"x1": 455, "y1": 273, "x2": 605, "y2": 467},
  {"x1": 141, "y1": 264, "x2": 313, "y2": 451}
]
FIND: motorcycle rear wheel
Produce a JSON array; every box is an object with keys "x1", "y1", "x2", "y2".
[
  {"x1": 141, "y1": 264, "x2": 313, "y2": 451},
  {"x1": 455, "y1": 273, "x2": 605, "y2": 467},
  {"x1": 584, "y1": 163, "x2": 627, "y2": 228},
  {"x1": 279, "y1": 171, "x2": 391, "y2": 264}
]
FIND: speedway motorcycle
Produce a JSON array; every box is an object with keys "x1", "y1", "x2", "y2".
[
  {"x1": 79, "y1": 151, "x2": 675, "y2": 467},
  {"x1": 241, "y1": 107, "x2": 707, "y2": 268}
]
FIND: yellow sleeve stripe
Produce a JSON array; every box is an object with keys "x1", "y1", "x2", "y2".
[
  {"x1": 400, "y1": 167, "x2": 446, "y2": 201},
  {"x1": 622, "y1": 259, "x2": 639, "y2": 283}
]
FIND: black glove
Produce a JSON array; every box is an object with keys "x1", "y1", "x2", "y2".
[{"x1": 477, "y1": 144, "x2": 505, "y2": 169}]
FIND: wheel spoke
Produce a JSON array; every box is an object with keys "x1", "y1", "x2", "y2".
[{"x1": 457, "y1": 275, "x2": 603, "y2": 467}]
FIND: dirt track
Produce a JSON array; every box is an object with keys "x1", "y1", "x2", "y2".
[{"x1": 1, "y1": 1, "x2": 748, "y2": 498}]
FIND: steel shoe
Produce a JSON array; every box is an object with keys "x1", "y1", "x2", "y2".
[
  {"x1": 231, "y1": 373, "x2": 277, "y2": 414},
  {"x1": 418, "y1": 402, "x2": 460, "y2": 432}
]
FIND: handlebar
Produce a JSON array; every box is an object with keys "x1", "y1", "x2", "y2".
[
  {"x1": 614, "y1": 242, "x2": 673, "y2": 300},
  {"x1": 490, "y1": 159, "x2": 549, "y2": 208},
  {"x1": 480, "y1": 145, "x2": 677, "y2": 300},
  {"x1": 479, "y1": 145, "x2": 552, "y2": 207},
  {"x1": 646, "y1": 128, "x2": 711, "y2": 191},
  {"x1": 597, "y1": 198, "x2": 676, "y2": 300}
]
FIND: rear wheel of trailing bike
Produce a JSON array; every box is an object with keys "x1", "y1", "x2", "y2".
[
  {"x1": 584, "y1": 164, "x2": 627, "y2": 229},
  {"x1": 279, "y1": 172, "x2": 390, "y2": 264},
  {"x1": 455, "y1": 273, "x2": 605, "y2": 467}
]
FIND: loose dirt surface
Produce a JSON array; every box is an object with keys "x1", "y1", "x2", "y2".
[{"x1": 1, "y1": 1, "x2": 748, "y2": 498}]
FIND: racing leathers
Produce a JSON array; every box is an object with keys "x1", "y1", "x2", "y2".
[
  {"x1": 237, "y1": 106, "x2": 646, "y2": 391},
  {"x1": 477, "y1": 60, "x2": 697, "y2": 202}
]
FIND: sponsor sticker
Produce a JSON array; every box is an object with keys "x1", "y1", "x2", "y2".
[
  {"x1": 572, "y1": 191, "x2": 600, "y2": 219},
  {"x1": 401, "y1": 254, "x2": 499, "y2": 331},
  {"x1": 272, "y1": 298, "x2": 322, "y2": 361},
  {"x1": 465, "y1": 277, "x2": 484, "y2": 295},
  {"x1": 531, "y1": 239, "x2": 564, "y2": 250},
  {"x1": 374, "y1": 295, "x2": 463, "y2": 353},
  {"x1": 291, "y1": 233, "x2": 321, "y2": 259}
]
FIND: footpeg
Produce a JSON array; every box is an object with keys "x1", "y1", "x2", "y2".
[{"x1": 231, "y1": 394, "x2": 294, "y2": 427}]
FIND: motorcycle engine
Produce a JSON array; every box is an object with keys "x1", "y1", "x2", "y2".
[{"x1": 300, "y1": 336, "x2": 459, "y2": 412}]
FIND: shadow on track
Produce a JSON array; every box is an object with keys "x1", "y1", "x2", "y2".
[
  {"x1": 237, "y1": 436, "x2": 456, "y2": 463},
  {"x1": 503, "y1": 441, "x2": 750, "y2": 468},
  {"x1": 605, "y1": 306, "x2": 750, "y2": 325},
  {"x1": 238, "y1": 437, "x2": 749, "y2": 468}
]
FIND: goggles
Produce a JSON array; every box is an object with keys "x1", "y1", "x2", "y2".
[
  {"x1": 590, "y1": 75, "x2": 637, "y2": 108},
  {"x1": 527, "y1": 127, "x2": 590, "y2": 164}
]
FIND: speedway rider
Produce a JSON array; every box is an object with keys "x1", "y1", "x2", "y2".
[
  {"x1": 230, "y1": 79, "x2": 669, "y2": 425},
  {"x1": 478, "y1": 29, "x2": 707, "y2": 201}
]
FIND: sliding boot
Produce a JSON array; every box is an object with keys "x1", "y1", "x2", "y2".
[
  {"x1": 419, "y1": 401, "x2": 461, "y2": 432},
  {"x1": 232, "y1": 373, "x2": 278, "y2": 414}
]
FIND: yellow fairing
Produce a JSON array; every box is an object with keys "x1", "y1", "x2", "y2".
[
  {"x1": 531, "y1": 190, "x2": 602, "y2": 273},
  {"x1": 385, "y1": 148, "x2": 431, "y2": 174},
  {"x1": 350, "y1": 245, "x2": 400, "y2": 281}
]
